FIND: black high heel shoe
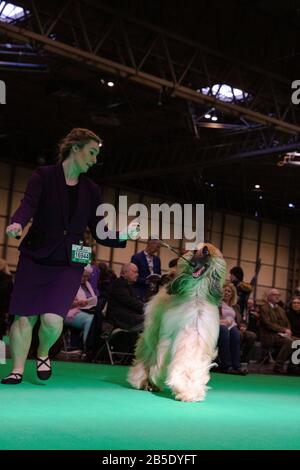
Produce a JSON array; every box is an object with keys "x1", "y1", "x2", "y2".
[
  {"x1": 1, "y1": 373, "x2": 23, "y2": 384},
  {"x1": 36, "y1": 357, "x2": 52, "y2": 380}
]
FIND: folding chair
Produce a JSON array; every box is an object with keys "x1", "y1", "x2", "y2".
[
  {"x1": 257, "y1": 346, "x2": 276, "y2": 369},
  {"x1": 93, "y1": 323, "x2": 137, "y2": 365},
  {"x1": 60, "y1": 327, "x2": 83, "y2": 361}
]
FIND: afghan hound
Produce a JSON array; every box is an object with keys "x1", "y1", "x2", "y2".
[{"x1": 128, "y1": 243, "x2": 227, "y2": 402}]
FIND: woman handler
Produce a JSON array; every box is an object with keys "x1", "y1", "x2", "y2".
[{"x1": 1, "y1": 128, "x2": 138, "y2": 384}]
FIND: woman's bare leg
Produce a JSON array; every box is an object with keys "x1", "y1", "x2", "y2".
[
  {"x1": 38, "y1": 313, "x2": 63, "y2": 371},
  {"x1": 9, "y1": 315, "x2": 38, "y2": 374}
]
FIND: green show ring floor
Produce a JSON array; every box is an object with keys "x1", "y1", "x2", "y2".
[{"x1": 1, "y1": 360, "x2": 300, "y2": 450}]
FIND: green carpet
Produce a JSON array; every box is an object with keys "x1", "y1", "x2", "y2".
[{"x1": 0, "y1": 360, "x2": 299, "y2": 450}]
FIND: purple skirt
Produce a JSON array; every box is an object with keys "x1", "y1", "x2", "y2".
[{"x1": 9, "y1": 255, "x2": 84, "y2": 318}]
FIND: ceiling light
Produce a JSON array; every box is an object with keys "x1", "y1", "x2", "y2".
[
  {"x1": 255, "y1": 184, "x2": 260, "y2": 189},
  {"x1": 107, "y1": 81, "x2": 114, "y2": 87},
  {"x1": 278, "y1": 152, "x2": 300, "y2": 166},
  {"x1": 0, "y1": 2, "x2": 29, "y2": 22},
  {"x1": 288, "y1": 203, "x2": 295, "y2": 208},
  {"x1": 200, "y1": 83, "x2": 250, "y2": 102}
]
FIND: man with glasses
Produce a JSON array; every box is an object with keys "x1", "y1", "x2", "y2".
[{"x1": 259, "y1": 289, "x2": 295, "y2": 374}]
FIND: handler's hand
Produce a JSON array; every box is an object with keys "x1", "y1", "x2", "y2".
[
  {"x1": 6, "y1": 223, "x2": 23, "y2": 239},
  {"x1": 128, "y1": 220, "x2": 140, "y2": 240},
  {"x1": 120, "y1": 220, "x2": 140, "y2": 241}
]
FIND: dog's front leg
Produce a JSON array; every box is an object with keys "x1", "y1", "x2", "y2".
[{"x1": 166, "y1": 326, "x2": 213, "y2": 402}]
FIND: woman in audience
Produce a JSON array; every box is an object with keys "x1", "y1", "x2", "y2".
[
  {"x1": 287, "y1": 297, "x2": 300, "y2": 338},
  {"x1": 218, "y1": 282, "x2": 248, "y2": 375},
  {"x1": 64, "y1": 265, "x2": 97, "y2": 348}
]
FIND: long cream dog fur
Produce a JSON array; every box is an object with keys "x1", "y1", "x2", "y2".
[{"x1": 128, "y1": 243, "x2": 227, "y2": 402}]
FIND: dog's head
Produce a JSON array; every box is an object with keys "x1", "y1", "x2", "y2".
[{"x1": 167, "y1": 242, "x2": 227, "y2": 304}]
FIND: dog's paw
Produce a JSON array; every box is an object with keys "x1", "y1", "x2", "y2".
[
  {"x1": 143, "y1": 381, "x2": 160, "y2": 392},
  {"x1": 174, "y1": 391, "x2": 206, "y2": 402}
]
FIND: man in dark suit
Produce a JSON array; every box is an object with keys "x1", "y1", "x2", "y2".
[
  {"x1": 106, "y1": 263, "x2": 144, "y2": 330},
  {"x1": 259, "y1": 288, "x2": 294, "y2": 374},
  {"x1": 131, "y1": 239, "x2": 161, "y2": 301}
]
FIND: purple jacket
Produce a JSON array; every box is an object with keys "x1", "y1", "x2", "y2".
[{"x1": 11, "y1": 164, "x2": 126, "y2": 263}]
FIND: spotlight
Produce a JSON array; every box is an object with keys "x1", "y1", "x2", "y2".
[
  {"x1": 107, "y1": 81, "x2": 114, "y2": 87},
  {"x1": 204, "y1": 107, "x2": 215, "y2": 119},
  {"x1": 278, "y1": 152, "x2": 300, "y2": 166},
  {"x1": 210, "y1": 108, "x2": 218, "y2": 121},
  {"x1": 259, "y1": 195, "x2": 263, "y2": 200},
  {"x1": 288, "y1": 203, "x2": 295, "y2": 208},
  {"x1": 255, "y1": 184, "x2": 261, "y2": 189}
]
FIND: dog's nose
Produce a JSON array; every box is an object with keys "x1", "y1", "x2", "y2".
[{"x1": 202, "y1": 245, "x2": 210, "y2": 257}]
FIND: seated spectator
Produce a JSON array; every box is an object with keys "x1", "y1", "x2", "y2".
[
  {"x1": 239, "y1": 321, "x2": 257, "y2": 368},
  {"x1": 97, "y1": 262, "x2": 117, "y2": 307},
  {"x1": 246, "y1": 298, "x2": 260, "y2": 336},
  {"x1": 287, "y1": 297, "x2": 300, "y2": 338},
  {"x1": 83, "y1": 230, "x2": 100, "y2": 297},
  {"x1": 131, "y1": 239, "x2": 161, "y2": 302},
  {"x1": 218, "y1": 282, "x2": 248, "y2": 375},
  {"x1": 0, "y1": 259, "x2": 13, "y2": 339},
  {"x1": 106, "y1": 263, "x2": 144, "y2": 331},
  {"x1": 286, "y1": 297, "x2": 300, "y2": 374},
  {"x1": 294, "y1": 286, "x2": 300, "y2": 297},
  {"x1": 229, "y1": 266, "x2": 256, "y2": 319},
  {"x1": 259, "y1": 288, "x2": 295, "y2": 374},
  {"x1": 64, "y1": 265, "x2": 97, "y2": 349},
  {"x1": 89, "y1": 250, "x2": 100, "y2": 297}
]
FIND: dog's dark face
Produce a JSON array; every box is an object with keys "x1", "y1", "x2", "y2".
[
  {"x1": 189, "y1": 245, "x2": 211, "y2": 279},
  {"x1": 184, "y1": 243, "x2": 224, "y2": 278},
  {"x1": 167, "y1": 243, "x2": 227, "y2": 303}
]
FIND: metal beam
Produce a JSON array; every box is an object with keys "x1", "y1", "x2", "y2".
[
  {"x1": 0, "y1": 19, "x2": 299, "y2": 135},
  {"x1": 100, "y1": 141, "x2": 300, "y2": 183}
]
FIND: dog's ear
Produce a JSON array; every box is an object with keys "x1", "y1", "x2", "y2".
[
  {"x1": 167, "y1": 276, "x2": 184, "y2": 295},
  {"x1": 210, "y1": 280, "x2": 223, "y2": 301},
  {"x1": 208, "y1": 263, "x2": 226, "y2": 303}
]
